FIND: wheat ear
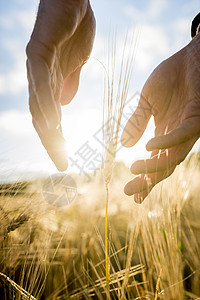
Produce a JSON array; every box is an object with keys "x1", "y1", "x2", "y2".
[{"x1": 102, "y1": 32, "x2": 137, "y2": 298}]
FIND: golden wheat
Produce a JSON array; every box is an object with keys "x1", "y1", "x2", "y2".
[{"x1": 102, "y1": 32, "x2": 137, "y2": 298}]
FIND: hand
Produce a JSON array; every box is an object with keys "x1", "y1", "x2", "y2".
[
  {"x1": 121, "y1": 33, "x2": 200, "y2": 203},
  {"x1": 26, "y1": 0, "x2": 96, "y2": 171}
]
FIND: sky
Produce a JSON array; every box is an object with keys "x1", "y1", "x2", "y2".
[{"x1": 0, "y1": 0, "x2": 199, "y2": 182}]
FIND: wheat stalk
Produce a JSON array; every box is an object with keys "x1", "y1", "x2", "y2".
[
  {"x1": 102, "y1": 32, "x2": 137, "y2": 298},
  {"x1": 0, "y1": 272, "x2": 37, "y2": 300}
]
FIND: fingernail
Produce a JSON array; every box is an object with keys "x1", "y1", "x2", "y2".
[
  {"x1": 55, "y1": 157, "x2": 68, "y2": 172},
  {"x1": 146, "y1": 140, "x2": 153, "y2": 151},
  {"x1": 130, "y1": 161, "x2": 138, "y2": 174},
  {"x1": 134, "y1": 194, "x2": 143, "y2": 204},
  {"x1": 48, "y1": 149, "x2": 68, "y2": 172},
  {"x1": 121, "y1": 131, "x2": 135, "y2": 147}
]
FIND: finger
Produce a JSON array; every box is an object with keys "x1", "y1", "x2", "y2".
[
  {"x1": 133, "y1": 190, "x2": 149, "y2": 204},
  {"x1": 27, "y1": 58, "x2": 61, "y2": 130},
  {"x1": 33, "y1": 118, "x2": 68, "y2": 172},
  {"x1": 131, "y1": 150, "x2": 170, "y2": 174},
  {"x1": 146, "y1": 117, "x2": 200, "y2": 151},
  {"x1": 124, "y1": 167, "x2": 174, "y2": 196},
  {"x1": 29, "y1": 84, "x2": 68, "y2": 172},
  {"x1": 130, "y1": 150, "x2": 161, "y2": 174},
  {"x1": 59, "y1": 66, "x2": 82, "y2": 105},
  {"x1": 27, "y1": 57, "x2": 68, "y2": 171},
  {"x1": 133, "y1": 135, "x2": 198, "y2": 174},
  {"x1": 121, "y1": 94, "x2": 152, "y2": 147}
]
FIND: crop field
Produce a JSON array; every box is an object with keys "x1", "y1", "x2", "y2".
[
  {"x1": 0, "y1": 154, "x2": 200, "y2": 299},
  {"x1": 0, "y1": 4, "x2": 200, "y2": 299}
]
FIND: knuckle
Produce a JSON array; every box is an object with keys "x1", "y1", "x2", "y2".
[
  {"x1": 26, "y1": 39, "x2": 55, "y2": 65},
  {"x1": 25, "y1": 42, "x2": 32, "y2": 58}
]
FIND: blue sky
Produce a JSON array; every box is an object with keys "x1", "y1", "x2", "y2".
[{"x1": 0, "y1": 0, "x2": 199, "y2": 181}]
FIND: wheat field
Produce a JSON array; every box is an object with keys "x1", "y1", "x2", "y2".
[{"x1": 0, "y1": 153, "x2": 200, "y2": 299}]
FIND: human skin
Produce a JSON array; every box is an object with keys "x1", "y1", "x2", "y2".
[
  {"x1": 26, "y1": 0, "x2": 96, "y2": 171},
  {"x1": 26, "y1": 2, "x2": 199, "y2": 202},
  {"x1": 121, "y1": 32, "x2": 200, "y2": 203}
]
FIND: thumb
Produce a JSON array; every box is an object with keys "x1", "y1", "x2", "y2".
[
  {"x1": 121, "y1": 94, "x2": 152, "y2": 147},
  {"x1": 59, "y1": 66, "x2": 82, "y2": 105}
]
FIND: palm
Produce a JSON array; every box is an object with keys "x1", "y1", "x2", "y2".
[{"x1": 122, "y1": 33, "x2": 200, "y2": 203}]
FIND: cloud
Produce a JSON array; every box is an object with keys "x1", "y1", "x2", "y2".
[
  {"x1": 0, "y1": 17, "x2": 14, "y2": 30},
  {"x1": 147, "y1": 0, "x2": 168, "y2": 19},
  {"x1": 0, "y1": 4, "x2": 37, "y2": 96},
  {"x1": 82, "y1": 34, "x2": 106, "y2": 82},
  {"x1": 0, "y1": 77, "x2": 4, "y2": 92},
  {"x1": 168, "y1": 17, "x2": 192, "y2": 49},
  {"x1": 0, "y1": 110, "x2": 33, "y2": 137},
  {"x1": 182, "y1": 0, "x2": 200, "y2": 16},
  {"x1": 123, "y1": 0, "x2": 171, "y2": 75},
  {"x1": 122, "y1": 1, "x2": 197, "y2": 82},
  {"x1": 119, "y1": 2, "x2": 170, "y2": 84},
  {"x1": 0, "y1": 44, "x2": 27, "y2": 95},
  {"x1": 124, "y1": 0, "x2": 168, "y2": 23},
  {"x1": 0, "y1": 109, "x2": 56, "y2": 177},
  {"x1": 134, "y1": 25, "x2": 169, "y2": 73},
  {"x1": 0, "y1": 2, "x2": 36, "y2": 33},
  {"x1": 15, "y1": 10, "x2": 36, "y2": 33}
]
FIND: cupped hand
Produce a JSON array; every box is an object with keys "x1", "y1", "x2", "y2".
[
  {"x1": 26, "y1": 0, "x2": 95, "y2": 171},
  {"x1": 121, "y1": 33, "x2": 200, "y2": 203}
]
